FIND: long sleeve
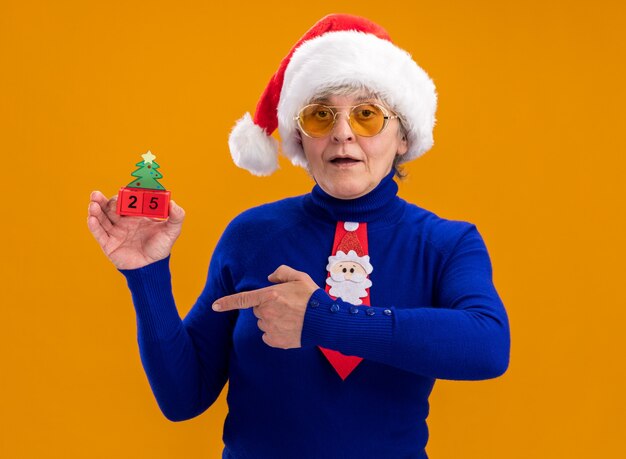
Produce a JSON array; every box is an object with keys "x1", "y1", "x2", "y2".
[
  {"x1": 120, "y1": 253, "x2": 237, "y2": 422},
  {"x1": 300, "y1": 224, "x2": 510, "y2": 380}
]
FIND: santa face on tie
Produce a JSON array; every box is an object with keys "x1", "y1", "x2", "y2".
[{"x1": 326, "y1": 250, "x2": 373, "y2": 305}]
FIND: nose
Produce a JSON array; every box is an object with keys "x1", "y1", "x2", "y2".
[{"x1": 331, "y1": 111, "x2": 354, "y2": 143}]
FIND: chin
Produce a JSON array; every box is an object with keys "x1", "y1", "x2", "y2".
[{"x1": 329, "y1": 183, "x2": 370, "y2": 200}]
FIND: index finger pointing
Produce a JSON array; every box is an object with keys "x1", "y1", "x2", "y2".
[{"x1": 212, "y1": 287, "x2": 273, "y2": 312}]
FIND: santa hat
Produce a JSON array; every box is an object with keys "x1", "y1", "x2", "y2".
[
  {"x1": 228, "y1": 13, "x2": 437, "y2": 176},
  {"x1": 326, "y1": 224, "x2": 373, "y2": 274}
]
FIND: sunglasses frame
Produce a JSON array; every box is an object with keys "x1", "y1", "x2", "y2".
[{"x1": 295, "y1": 102, "x2": 400, "y2": 138}]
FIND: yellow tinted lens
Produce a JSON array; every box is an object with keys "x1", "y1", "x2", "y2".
[
  {"x1": 350, "y1": 104, "x2": 385, "y2": 136},
  {"x1": 299, "y1": 104, "x2": 334, "y2": 137}
]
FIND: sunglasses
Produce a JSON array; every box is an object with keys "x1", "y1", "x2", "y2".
[{"x1": 295, "y1": 103, "x2": 399, "y2": 138}]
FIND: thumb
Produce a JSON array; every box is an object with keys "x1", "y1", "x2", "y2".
[
  {"x1": 167, "y1": 200, "x2": 185, "y2": 225},
  {"x1": 268, "y1": 265, "x2": 304, "y2": 284}
]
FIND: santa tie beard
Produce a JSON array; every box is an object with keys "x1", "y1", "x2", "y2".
[{"x1": 326, "y1": 273, "x2": 373, "y2": 305}]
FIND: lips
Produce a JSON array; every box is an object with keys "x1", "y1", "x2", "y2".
[{"x1": 330, "y1": 156, "x2": 361, "y2": 165}]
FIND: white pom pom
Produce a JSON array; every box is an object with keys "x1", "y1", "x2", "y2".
[{"x1": 228, "y1": 113, "x2": 279, "y2": 176}]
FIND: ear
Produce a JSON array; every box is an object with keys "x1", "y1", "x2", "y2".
[
  {"x1": 397, "y1": 134, "x2": 408, "y2": 156},
  {"x1": 295, "y1": 129, "x2": 303, "y2": 145}
]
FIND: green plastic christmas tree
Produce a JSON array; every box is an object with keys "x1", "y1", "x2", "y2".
[{"x1": 126, "y1": 151, "x2": 165, "y2": 190}]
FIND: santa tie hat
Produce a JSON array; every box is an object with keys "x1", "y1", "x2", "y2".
[{"x1": 228, "y1": 13, "x2": 438, "y2": 176}]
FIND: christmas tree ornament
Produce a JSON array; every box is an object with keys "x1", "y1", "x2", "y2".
[{"x1": 116, "y1": 151, "x2": 171, "y2": 219}]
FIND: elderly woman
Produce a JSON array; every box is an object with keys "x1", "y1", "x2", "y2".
[{"x1": 87, "y1": 14, "x2": 509, "y2": 459}]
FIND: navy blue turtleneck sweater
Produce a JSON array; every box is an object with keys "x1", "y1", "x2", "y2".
[{"x1": 120, "y1": 172, "x2": 510, "y2": 459}]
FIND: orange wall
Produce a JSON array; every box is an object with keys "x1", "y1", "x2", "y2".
[{"x1": 1, "y1": 1, "x2": 625, "y2": 457}]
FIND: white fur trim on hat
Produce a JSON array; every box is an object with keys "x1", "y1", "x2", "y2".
[
  {"x1": 277, "y1": 31, "x2": 437, "y2": 169},
  {"x1": 228, "y1": 112, "x2": 279, "y2": 176}
]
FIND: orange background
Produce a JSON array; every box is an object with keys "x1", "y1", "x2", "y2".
[{"x1": 1, "y1": 1, "x2": 625, "y2": 457}]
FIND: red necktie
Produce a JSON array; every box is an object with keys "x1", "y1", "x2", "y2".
[{"x1": 319, "y1": 221, "x2": 372, "y2": 380}]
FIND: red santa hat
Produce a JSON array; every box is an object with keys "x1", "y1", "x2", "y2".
[
  {"x1": 337, "y1": 230, "x2": 364, "y2": 257},
  {"x1": 228, "y1": 13, "x2": 437, "y2": 176}
]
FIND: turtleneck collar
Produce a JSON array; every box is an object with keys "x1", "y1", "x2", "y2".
[{"x1": 302, "y1": 170, "x2": 405, "y2": 224}]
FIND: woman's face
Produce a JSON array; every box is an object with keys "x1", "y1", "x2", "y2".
[{"x1": 300, "y1": 94, "x2": 408, "y2": 200}]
